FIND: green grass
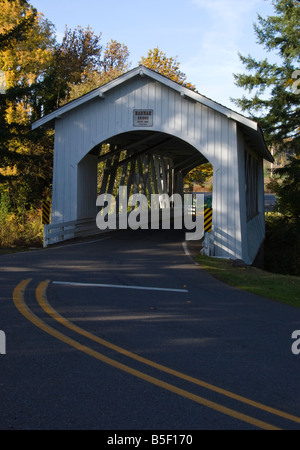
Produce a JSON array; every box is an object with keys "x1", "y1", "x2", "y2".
[{"x1": 196, "y1": 255, "x2": 300, "y2": 308}]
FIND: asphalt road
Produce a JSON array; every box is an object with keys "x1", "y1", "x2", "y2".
[{"x1": 0, "y1": 228, "x2": 299, "y2": 431}]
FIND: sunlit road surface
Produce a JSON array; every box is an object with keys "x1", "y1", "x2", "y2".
[{"x1": 0, "y1": 229, "x2": 299, "y2": 430}]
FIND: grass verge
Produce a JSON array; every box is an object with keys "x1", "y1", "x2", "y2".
[{"x1": 196, "y1": 255, "x2": 300, "y2": 309}]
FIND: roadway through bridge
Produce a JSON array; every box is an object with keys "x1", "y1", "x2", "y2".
[{"x1": 0, "y1": 229, "x2": 300, "y2": 430}]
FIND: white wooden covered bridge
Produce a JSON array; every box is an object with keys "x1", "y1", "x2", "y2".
[{"x1": 32, "y1": 65, "x2": 273, "y2": 265}]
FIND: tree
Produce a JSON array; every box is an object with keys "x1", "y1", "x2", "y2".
[
  {"x1": 269, "y1": 154, "x2": 300, "y2": 218},
  {"x1": 67, "y1": 38, "x2": 131, "y2": 101},
  {"x1": 184, "y1": 163, "x2": 213, "y2": 191},
  {"x1": 0, "y1": 0, "x2": 36, "y2": 49},
  {"x1": 139, "y1": 47, "x2": 196, "y2": 90},
  {"x1": 1, "y1": 6, "x2": 132, "y2": 212},
  {"x1": 232, "y1": 0, "x2": 300, "y2": 220},
  {"x1": 0, "y1": 0, "x2": 55, "y2": 210},
  {"x1": 0, "y1": 0, "x2": 39, "y2": 143},
  {"x1": 40, "y1": 26, "x2": 102, "y2": 110},
  {"x1": 103, "y1": 39, "x2": 131, "y2": 76}
]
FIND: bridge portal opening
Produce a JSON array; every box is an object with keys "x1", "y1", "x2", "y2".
[
  {"x1": 82, "y1": 130, "x2": 212, "y2": 229},
  {"x1": 94, "y1": 131, "x2": 209, "y2": 196}
]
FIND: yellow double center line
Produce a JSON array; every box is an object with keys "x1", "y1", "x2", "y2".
[{"x1": 13, "y1": 279, "x2": 300, "y2": 430}]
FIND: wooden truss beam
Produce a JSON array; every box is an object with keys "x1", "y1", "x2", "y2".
[
  {"x1": 97, "y1": 133, "x2": 166, "y2": 163},
  {"x1": 109, "y1": 137, "x2": 174, "y2": 170}
]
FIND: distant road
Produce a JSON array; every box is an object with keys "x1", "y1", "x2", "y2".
[
  {"x1": 197, "y1": 192, "x2": 277, "y2": 211},
  {"x1": 264, "y1": 194, "x2": 277, "y2": 211}
]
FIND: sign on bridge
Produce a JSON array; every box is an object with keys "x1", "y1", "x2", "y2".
[{"x1": 133, "y1": 109, "x2": 153, "y2": 127}]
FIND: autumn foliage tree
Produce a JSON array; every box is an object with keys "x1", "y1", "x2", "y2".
[
  {"x1": 0, "y1": 0, "x2": 55, "y2": 210},
  {"x1": 184, "y1": 163, "x2": 213, "y2": 191},
  {"x1": 67, "y1": 37, "x2": 131, "y2": 102},
  {"x1": 0, "y1": 2, "x2": 132, "y2": 213},
  {"x1": 39, "y1": 26, "x2": 103, "y2": 111},
  {"x1": 139, "y1": 47, "x2": 196, "y2": 91},
  {"x1": 103, "y1": 39, "x2": 131, "y2": 77}
]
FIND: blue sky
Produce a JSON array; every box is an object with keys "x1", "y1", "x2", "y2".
[{"x1": 32, "y1": 0, "x2": 277, "y2": 111}]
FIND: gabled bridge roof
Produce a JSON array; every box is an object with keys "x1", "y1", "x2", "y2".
[{"x1": 32, "y1": 65, "x2": 273, "y2": 163}]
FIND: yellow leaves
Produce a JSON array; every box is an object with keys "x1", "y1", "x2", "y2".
[
  {"x1": 0, "y1": 165, "x2": 17, "y2": 176},
  {"x1": 285, "y1": 78, "x2": 294, "y2": 88},
  {"x1": 0, "y1": 0, "x2": 55, "y2": 130},
  {"x1": 0, "y1": 0, "x2": 36, "y2": 37},
  {"x1": 0, "y1": 0, "x2": 18, "y2": 33},
  {"x1": 5, "y1": 102, "x2": 30, "y2": 125},
  {"x1": 139, "y1": 47, "x2": 196, "y2": 90},
  {"x1": 0, "y1": 0, "x2": 53, "y2": 85},
  {"x1": 185, "y1": 163, "x2": 213, "y2": 188},
  {"x1": 2, "y1": 45, "x2": 52, "y2": 88}
]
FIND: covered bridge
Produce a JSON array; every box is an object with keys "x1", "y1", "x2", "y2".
[{"x1": 32, "y1": 65, "x2": 273, "y2": 264}]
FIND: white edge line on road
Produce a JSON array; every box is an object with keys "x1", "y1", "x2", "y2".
[
  {"x1": 182, "y1": 242, "x2": 200, "y2": 266},
  {"x1": 52, "y1": 281, "x2": 189, "y2": 294},
  {"x1": 45, "y1": 236, "x2": 112, "y2": 250}
]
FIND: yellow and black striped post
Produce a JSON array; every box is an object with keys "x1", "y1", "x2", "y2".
[
  {"x1": 204, "y1": 208, "x2": 213, "y2": 233},
  {"x1": 42, "y1": 200, "x2": 51, "y2": 225}
]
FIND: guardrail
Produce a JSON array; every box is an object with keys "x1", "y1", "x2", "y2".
[
  {"x1": 43, "y1": 205, "x2": 208, "y2": 248},
  {"x1": 43, "y1": 218, "x2": 101, "y2": 248}
]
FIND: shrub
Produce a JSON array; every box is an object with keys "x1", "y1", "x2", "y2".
[
  {"x1": 0, "y1": 194, "x2": 43, "y2": 248},
  {"x1": 264, "y1": 214, "x2": 300, "y2": 277}
]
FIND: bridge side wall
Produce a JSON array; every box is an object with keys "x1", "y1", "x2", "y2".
[{"x1": 246, "y1": 154, "x2": 266, "y2": 264}]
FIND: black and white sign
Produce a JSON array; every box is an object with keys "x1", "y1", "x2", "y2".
[{"x1": 133, "y1": 109, "x2": 153, "y2": 127}]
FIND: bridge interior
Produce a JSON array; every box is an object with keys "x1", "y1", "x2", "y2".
[{"x1": 91, "y1": 130, "x2": 209, "y2": 202}]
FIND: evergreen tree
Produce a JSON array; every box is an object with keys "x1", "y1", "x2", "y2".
[{"x1": 232, "y1": 0, "x2": 300, "y2": 219}]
